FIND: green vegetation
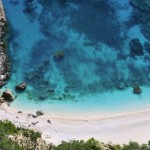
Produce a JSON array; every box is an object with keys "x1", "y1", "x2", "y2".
[
  {"x1": 53, "y1": 138, "x2": 101, "y2": 150},
  {"x1": 0, "y1": 120, "x2": 150, "y2": 150},
  {"x1": 54, "y1": 138, "x2": 150, "y2": 150},
  {"x1": 0, "y1": 120, "x2": 41, "y2": 150},
  {"x1": 0, "y1": 120, "x2": 18, "y2": 134},
  {"x1": 0, "y1": 138, "x2": 24, "y2": 150},
  {"x1": 22, "y1": 129, "x2": 41, "y2": 142},
  {"x1": 0, "y1": 120, "x2": 23, "y2": 150},
  {"x1": 53, "y1": 139, "x2": 150, "y2": 150}
]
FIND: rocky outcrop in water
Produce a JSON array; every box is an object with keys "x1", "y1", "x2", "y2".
[
  {"x1": 1, "y1": 89, "x2": 15, "y2": 101},
  {"x1": 53, "y1": 50, "x2": 64, "y2": 60},
  {"x1": 15, "y1": 82, "x2": 27, "y2": 91},
  {"x1": 0, "y1": 1, "x2": 10, "y2": 87},
  {"x1": 133, "y1": 87, "x2": 142, "y2": 94}
]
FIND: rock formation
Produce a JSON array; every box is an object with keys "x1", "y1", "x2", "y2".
[
  {"x1": 0, "y1": 0, "x2": 10, "y2": 87},
  {"x1": 1, "y1": 89, "x2": 15, "y2": 101},
  {"x1": 133, "y1": 87, "x2": 142, "y2": 94},
  {"x1": 15, "y1": 82, "x2": 27, "y2": 91},
  {"x1": 53, "y1": 50, "x2": 64, "y2": 60},
  {"x1": 36, "y1": 110, "x2": 44, "y2": 116}
]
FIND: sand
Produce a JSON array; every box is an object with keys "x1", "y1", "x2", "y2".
[{"x1": 0, "y1": 102, "x2": 150, "y2": 146}]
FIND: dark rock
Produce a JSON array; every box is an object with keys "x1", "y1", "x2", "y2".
[
  {"x1": 58, "y1": 97, "x2": 63, "y2": 100},
  {"x1": 31, "y1": 121, "x2": 39, "y2": 125},
  {"x1": 15, "y1": 82, "x2": 27, "y2": 91},
  {"x1": 133, "y1": 87, "x2": 142, "y2": 94},
  {"x1": 36, "y1": 110, "x2": 44, "y2": 116},
  {"x1": 32, "y1": 114, "x2": 38, "y2": 118},
  {"x1": 47, "y1": 119, "x2": 51, "y2": 124},
  {"x1": 64, "y1": 87, "x2": 69, "y2": 93},
  {"x1": 39, "y1": 95, "x2": 47, "y2": 100},
  {"x1": 129, "y1": 38, "x2": 144, "y2": 56},
  {"x1": 53, "y1": 50, "x2": 64, "y2": 60},
  {"x1": 18, "y1": 111, "x2": 22, "y2": 113},
  {"x1": 1, "y1": 89, "x2": 15, "y2": 101}
]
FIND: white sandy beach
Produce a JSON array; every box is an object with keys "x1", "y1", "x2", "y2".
[{"x1": 1, "y1": 103, "x2": 150, "y2": 146}]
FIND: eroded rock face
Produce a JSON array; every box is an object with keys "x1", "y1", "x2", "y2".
[
  {"x1": 1, "y1": 89, "x2": 15, "y2": 101},
  {"x1": 0, "y1": 4, "x2": 10, "y2": 87}
]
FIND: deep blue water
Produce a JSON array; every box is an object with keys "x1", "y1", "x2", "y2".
[{"x1": 2, "y1": 0, "x2": 150, "y2": 115}]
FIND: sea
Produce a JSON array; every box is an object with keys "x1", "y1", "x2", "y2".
[{"x1": 2, "y1": 0, "x2": 150, "y2": 116}]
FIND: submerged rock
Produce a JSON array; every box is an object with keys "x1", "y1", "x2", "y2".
[
  {"x1": 39, "y1": 95, "x2": 47, "y2": 100},
  {"x1": 129, "y1": 38, "x2": 143, "y2": 56},
  {"x1": 31, "y1": 121, "x2": 39, "y2": 125},
  {"x1": 32, "y1": 114, "x2": 38, "y2": 118},
  {"x1": 53, "y1": 50, "x2": 64, "y2": 60},
  {"x1": 1, "y1": 89, "x2": 15, "y2": 101},
  {"x1": 133, "y1": 87, "x2": 142, "y2": 94},
  {"x1": 15, "y1": 82, "x2": 27, "y2": 91}
]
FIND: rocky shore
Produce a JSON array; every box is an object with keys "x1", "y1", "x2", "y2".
[{"x1": 0, "y1": 0, "x2": 10, "y2": 87}]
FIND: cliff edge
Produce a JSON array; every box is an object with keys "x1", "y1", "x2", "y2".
[{"x1": 0, "y1": 0, "x2": 10, "y2": 87}]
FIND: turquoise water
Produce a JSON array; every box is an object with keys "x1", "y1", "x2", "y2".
[{"x1": 2, "y1": 0, "x2": 150, "y2": 116}]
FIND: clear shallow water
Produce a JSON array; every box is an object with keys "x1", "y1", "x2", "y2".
[{"x1": 2, "y1": 0, "x2": 150, "y2": 115}]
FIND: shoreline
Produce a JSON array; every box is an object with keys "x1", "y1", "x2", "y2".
[
  {"x1": 1, "y1": 102, "x2": 150, "y2": 145},
  {"x1": 1, "y1": 0, "x2": 150, "y2": 146}
]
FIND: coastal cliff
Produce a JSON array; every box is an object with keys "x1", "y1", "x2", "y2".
[{"x1": 0, "y1": 0, "x2": 10, "y2": 87}]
